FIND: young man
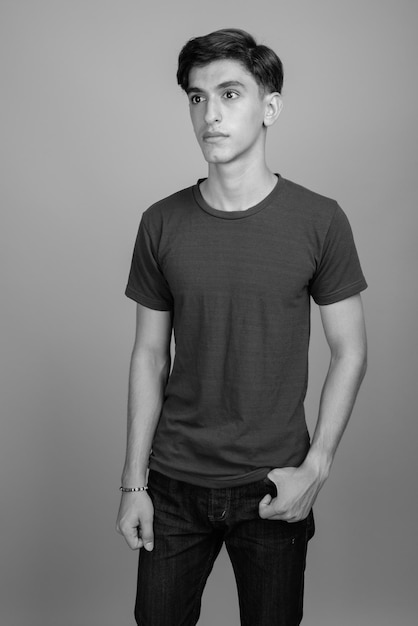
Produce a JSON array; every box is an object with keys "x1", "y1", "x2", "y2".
[{"x1": 116, "y1": 29, "x2": 367, "y2": 626}]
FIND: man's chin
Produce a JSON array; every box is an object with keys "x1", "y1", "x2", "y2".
[{"x1": 201, "y1": 150, "x2": 234, "y2": 165}]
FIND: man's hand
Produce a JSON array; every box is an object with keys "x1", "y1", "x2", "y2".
[
  {"x1": 116, "y1": 491, "x2": 154, "y2": 551},
  {"x1": 258, "y1": 460, "x2": 326, "y2": 522}
]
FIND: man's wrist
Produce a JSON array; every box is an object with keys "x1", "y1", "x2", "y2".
[
  {"x1": 303, "y1": 448, "x2": 332, "y2": 482},
  {"x1": 121, "y1": 467, "x2": 148, "y2": 487}
]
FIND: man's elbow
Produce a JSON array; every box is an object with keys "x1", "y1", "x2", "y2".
[
  {"x1": 358, "y1": 349, "x2": 367, "y2": 383},
  {"x1": 131, "y1": 344, "x2": 171, "y2": 378},
  {"x1": 331, "y1": 340, "x2": 367, "y2": 383},
  {"x1": 348, "y1": 342, "x2": 368, "y2": 385}
]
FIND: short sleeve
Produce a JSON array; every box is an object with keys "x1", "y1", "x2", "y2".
[
  {"x1": 125, "y1": 216, "x2": 173, "y2": 311},
  {"x1": 309, "y1": 204, "x2": 367, "y2": 305}
]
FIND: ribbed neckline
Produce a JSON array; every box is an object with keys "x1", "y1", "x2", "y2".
[{"x1": 192, "y1": 174, "x2": 283, "y2": 220}]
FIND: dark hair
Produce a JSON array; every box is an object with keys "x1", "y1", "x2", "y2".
[{"x1": 177, "y1": 28, "x2": 283, "y2": 94}]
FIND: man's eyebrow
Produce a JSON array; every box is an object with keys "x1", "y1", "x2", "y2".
[
  {"x1": 217, "y1": 80, "x2": 247, "y2": 90},
  {"x1": 186, "y1": 80, "x2": 247, "y2": 94}
]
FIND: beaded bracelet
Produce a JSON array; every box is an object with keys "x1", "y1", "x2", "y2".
[{"x1": 119, "y1": 486, "x2": 148, "y2": 493}]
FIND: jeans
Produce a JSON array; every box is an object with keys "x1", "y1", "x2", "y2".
[{"x1": 135, "y1": 470, "x2": 315, "y2": 626}]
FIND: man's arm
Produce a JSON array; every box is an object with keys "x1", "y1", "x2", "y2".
[
  {"x1": 116, "y1": 303, "x2": 172, "y2": 550},
  {"x1": 259, "y1": 293, "x2": 367, "y2": 522}
]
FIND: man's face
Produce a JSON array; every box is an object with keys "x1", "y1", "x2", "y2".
[{"x1": 187, "y1": 59, "x2": 273, "y2": 166}]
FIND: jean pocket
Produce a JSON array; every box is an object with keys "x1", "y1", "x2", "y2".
[{"x1": 262, "y1": 476, "x2": 277, "y2": 497}]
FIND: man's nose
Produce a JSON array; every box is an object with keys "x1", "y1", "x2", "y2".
[{"x1": 204, "y1": 98, "x2": 221, "y2": 125}]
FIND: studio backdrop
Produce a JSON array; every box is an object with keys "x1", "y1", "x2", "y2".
[{"x1": 1, "y1": 1, "x2": 417, "y2": 625}]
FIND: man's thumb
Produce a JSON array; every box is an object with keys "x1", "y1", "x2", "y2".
[{"x1": 140, "y1": 520, "x2": 154, "y2": 552}]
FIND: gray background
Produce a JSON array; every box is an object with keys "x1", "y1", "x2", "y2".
[{"x1": 1, "y1": 0, "x2": 417, "y2": 624}]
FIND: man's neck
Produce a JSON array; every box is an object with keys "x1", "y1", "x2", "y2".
[{"x1": 200, "y1": 161, "x2": 277, "y2": 212}]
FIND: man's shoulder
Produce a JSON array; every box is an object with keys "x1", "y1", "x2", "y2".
[
  {"x1": 281, "y1": 177, "x2": 338, "y2": 214},
  {"x1": 142, "y1": 184, "x2": 196, "y2": 224}
]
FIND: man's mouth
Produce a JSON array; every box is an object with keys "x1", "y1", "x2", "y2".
[{"x1": 202, "y1": 132, "x2": 229, "y2": 141}]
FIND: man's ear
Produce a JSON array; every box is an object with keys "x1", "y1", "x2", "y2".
[{"x1": 264, "y1": 93, "x2": 283, "y2": 127}]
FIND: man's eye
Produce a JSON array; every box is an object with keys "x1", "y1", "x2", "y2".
[
  {"x1": 190, "y1": 95, "x2": 204, "y2": 104},
  {"x1": 224, "y1": 91, "x2": 239, "y2": 99}
]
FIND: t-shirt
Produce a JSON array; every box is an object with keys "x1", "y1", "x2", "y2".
[{"x1": 125, "y1": 175, "x2": 367, "y2": 488}]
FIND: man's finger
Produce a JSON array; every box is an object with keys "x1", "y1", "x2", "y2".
[
  {"x1": 122, "y1": 525, "x2": 142, "y2": 550},
  {"x1": 139, "y1": 518, "x2": 154, "y2": 552},
  {"x1": 259, "y1": 495, "x2": 290, "y2": 520},
  {"x1": 258, "y1": 493, "x2": 273, "y2": 518},
  {"x1": 259, "y1": 493, "x2": 272, "y2": 506}
]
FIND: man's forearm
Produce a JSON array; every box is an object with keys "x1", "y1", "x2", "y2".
[
  {"x1": 121, "y1": 349, "x2": 170, "y2": 486},
  {"x1": 260, "y1": 296, "x2": 367, "y2": 522},
  {"x1": 260, "y1": 349, "x2": 367, "y2": 522},
  {"x1": 305, "y1": 348, "x2": 367, "y2": 480}
]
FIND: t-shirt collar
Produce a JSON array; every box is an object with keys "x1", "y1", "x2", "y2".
[{"x1": 193, "y1": 174, "x2": 283, "y2": 219}]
